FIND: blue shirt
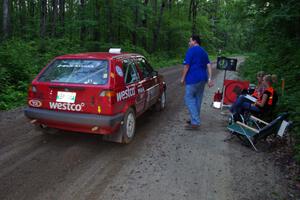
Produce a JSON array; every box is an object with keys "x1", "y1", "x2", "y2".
[{"x1": 183, "y1": 46, "x2": 210, "y2": 85}]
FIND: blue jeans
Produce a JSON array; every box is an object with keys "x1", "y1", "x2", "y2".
[
  {"x1": 230, "y1": 95, "x2": 260, "y2": 115},
  {"x1": 185, "y1": 81, "x2": 206, "y2": 125}
]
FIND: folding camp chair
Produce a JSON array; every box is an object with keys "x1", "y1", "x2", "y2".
[{"x1": 227, "y1": 113, "x2": 290, "y2": 151}]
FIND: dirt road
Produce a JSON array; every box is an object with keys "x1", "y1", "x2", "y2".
[{"x1": 0, "y1": 58, "x2": 292, "y2": 200}]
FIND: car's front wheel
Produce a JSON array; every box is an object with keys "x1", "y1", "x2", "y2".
[
  {"x1": 121, "y1": 108, "x2": 136, "y2": 144},
  {"x1": 155, "y1": 90, "x2": 166, "y2": 111}
]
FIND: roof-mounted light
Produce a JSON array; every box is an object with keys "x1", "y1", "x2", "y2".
[{"x1": 109, "y1": 48, "x2": 121, "y2": 54}]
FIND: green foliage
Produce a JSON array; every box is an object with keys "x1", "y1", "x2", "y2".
[
  {"x1": 0, "y1": 39, "x2": 88, "y2": 110},
  {"x1": 239, "y1": 0, "x2": 300, "y2": 160},
  {"x1": 0, "y1": 0, "x2": 263, "y2": 110}
]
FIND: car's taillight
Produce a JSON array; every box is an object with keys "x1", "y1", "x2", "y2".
[
  {"x1": 28, "y1": 85, "x2": 37, "y2": 98},
  {"x1": 100, "y1": 90, "x2": 116, "y2": 103}
]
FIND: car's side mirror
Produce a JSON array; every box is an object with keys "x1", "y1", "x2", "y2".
[{"x1": 152, "y1": 71, "x2": 158, "y2": 77}]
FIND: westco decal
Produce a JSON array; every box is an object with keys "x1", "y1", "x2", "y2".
[
  {"x1": 116, "y1": 87, "x2": 135, "y2": 102},
  {"x1": 49, "y1": 102, "x2": 85, "y2": 111},
  {"x1": 29, "y1": 99, "x2": 42, "y2": 108}
]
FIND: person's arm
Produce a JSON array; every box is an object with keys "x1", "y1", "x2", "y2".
[
  {"x1": 181, "y1": 48, "x2": 192, "y2": 85},
  {"x1": 254, "y1": 93, "x2": 268, "y2": 107},
  {"x1": 207, "y1": 63, "x2": 214, "y2": 87},
  {"x1": 181, "y1": 64, "x2": 189, "y2": 85}
]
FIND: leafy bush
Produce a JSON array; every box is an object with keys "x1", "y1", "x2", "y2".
[
  {"x1": 240, "y1": 45, "x2": 300, "y2": 161},
  {"x1": 0, "y1": 39, "x2": 88, "y2": 110}
]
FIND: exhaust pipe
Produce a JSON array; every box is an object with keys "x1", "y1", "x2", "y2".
[
  {"x1": 91, "y1": 126, "x2": 99, "y2": 132},
  {"x1": 30, "y1": 119, "x2": 37, "y2": 124}
]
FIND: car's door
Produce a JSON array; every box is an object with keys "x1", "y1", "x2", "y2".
[
  {"x1": 135, "y1": 57, "x2": 160, "y2": 110},
  {"x1": 121, "y1": 59, "x2": 145, "y2": 115}
]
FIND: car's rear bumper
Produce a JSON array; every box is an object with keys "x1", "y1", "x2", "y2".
[{"x1": 24, "y1": 107, "x2": 124, "y2": 128}]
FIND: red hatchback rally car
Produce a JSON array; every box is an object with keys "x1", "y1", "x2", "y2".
[{"x1": 24, "y1": 48, "x2": 166, "y2": 143}]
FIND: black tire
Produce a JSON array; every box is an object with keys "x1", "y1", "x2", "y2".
[
  {"x1": 155, "y1": 90, "x2": 166, "y2": 111},
  {"x1": 120, "y1": 108, "x2": 136, "y2": 144}
]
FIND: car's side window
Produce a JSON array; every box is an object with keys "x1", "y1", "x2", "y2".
[
  {"x1": 123, "y1": 60, "x2": 140, "y2": 84},
  {"x1": 137, "y1": 58, "x2": 154, "y2": 78}
]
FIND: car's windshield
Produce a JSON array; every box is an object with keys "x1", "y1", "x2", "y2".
[{"x1": 38, "y1": 59, "x2": 109, "y2": 85}]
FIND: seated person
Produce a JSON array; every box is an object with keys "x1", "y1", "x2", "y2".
[
  {"x1": 230, "y1": 71, "x2": 266, "y2": 114},
  {"x1": 233, "y1": 74, "x2": 278, "y2": 117}
]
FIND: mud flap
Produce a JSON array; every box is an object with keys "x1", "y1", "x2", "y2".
[{"x1": 102, "y1": 128, "x2": 123, "y2": 143}]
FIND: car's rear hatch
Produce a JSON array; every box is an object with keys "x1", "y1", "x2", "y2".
[{"x1": 30, "y1": 59, "x2": 111, "y2": 115}]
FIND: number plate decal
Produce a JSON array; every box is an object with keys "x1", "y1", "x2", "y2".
[{"x1": 56, "y1": 91, "x2": 76, "y2": 103}]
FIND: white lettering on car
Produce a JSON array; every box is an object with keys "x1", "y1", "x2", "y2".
[
  {"x1": 49, "y1": 102, "x2": 85, "y2": 111},
  {"x1": 116, "y1": 87, "x2": 136, "y2": 102}
]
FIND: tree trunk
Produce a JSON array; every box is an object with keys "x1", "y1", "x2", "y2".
[
  {"x1": 59, "y1": 0, "x2": 65, "y2": 35},
  {"x1": 191, "y1": 0, "x2": 198, "y2": 35},
  {"x1": 168, "y1": 0, "x2": 172, "y2": 10},
  {"x1": 141, "y1": 0, "x2": 149, "y2": 49},
  {"x1": 52, "y1": 0, "x2": 58, "y2": 37},
  {"x1": 106, "y1": 0, "x2": 113, "y2": 43},
  {"x1": 19, "y1": 0, "x2": 26, "y2": 36},
  {"x1": 132, "y1": 4, "x2": 138, "y2": 46},
  {"x1": 93, "y1": 0, "x2": 101, "y2": 42},
  {"x1": 2, "y1": 0, "x2": 10, "y2": 40},
  {"x1": 80, "y1": 0, "x2": 86, "y2": 42},
  {"x1": 29, "y1": 1, "x2": 35, "y2": 17},
  {"x1": 152, "y1": 0, "x2": 165, "y2": 52},
  {"x1": 40, "y1": 0, "x2": 47, "y2": 38},
  {"x1": 28, "y1": 0, "x2": 35, "y2": 36},
  {"x1": 188, "y1": 0, "x2": 192, "y2": 21}
]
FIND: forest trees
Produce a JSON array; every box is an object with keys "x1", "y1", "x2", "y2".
[
  {"x1": 2, "y1": 0, "x2": 9, "y2": 39},
  {"x1": 0, "y1": 0, "x2": 254, "y2": 110},
  {"x1": 0, "y1": 0, "x2": 250, "y2": 53}
]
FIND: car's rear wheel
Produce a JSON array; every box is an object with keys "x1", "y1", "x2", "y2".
[
  {"x1": 155, "y1": 90, "x2": 166, "y2": 111},
  {"x1": 121, "y1": 108, "x2": 136, "y2": 144}
]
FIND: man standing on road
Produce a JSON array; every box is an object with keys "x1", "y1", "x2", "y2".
[{"x1": 181, "y1": 35, "x2": 213, "y2": 130}]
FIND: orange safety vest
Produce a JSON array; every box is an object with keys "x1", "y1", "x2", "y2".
[
  {"x1": 258, "y1": 87, "x2": 274, "y2": 106},
  {"x1": 252, "y1": 90, "x2": 259, "y2": 99}
]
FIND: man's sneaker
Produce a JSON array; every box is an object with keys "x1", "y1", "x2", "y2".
[{"x1": 184, "y1": 124, "x2": 200, "y2": 130}]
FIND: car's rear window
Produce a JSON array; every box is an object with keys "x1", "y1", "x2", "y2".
[{"x1": 38, "y1": 59, "x2": 109, "y2": 85}]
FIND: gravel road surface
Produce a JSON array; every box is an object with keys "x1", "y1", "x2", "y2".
[{"x1": 0, "y1": 58, "x2": 291, "y2": 200}]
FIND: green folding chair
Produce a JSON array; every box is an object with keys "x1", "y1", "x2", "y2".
[{"x1": 227, "y1": 113, "x2": 289, "y2": 151}]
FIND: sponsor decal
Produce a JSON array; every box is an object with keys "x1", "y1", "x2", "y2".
[
  {"x1": 29, "y1": 99, "x2": 42, "y2": 108},
  {"x1": 116, "y1": 87, "x2": 135, "y2": 102},
  {"x1": 49, "y1": 102, "x2": 85, "y2": 111},
  {"x1": 137, "y1": 87, "x2": 145, "y2": 94},
  {"x1": 115, "y1": 65, "x2": 124, "y2": 77},
  {"x1": 57, "y1": 64, "x2": 95, "y2": 68}
]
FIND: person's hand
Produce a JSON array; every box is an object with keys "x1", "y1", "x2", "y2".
[
  {"x1": 180, "y1": 78, "x2": 185, "y2": 86},
  {"x1": 208, "y1": 79, "x2": 214, "y2": 88}
]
